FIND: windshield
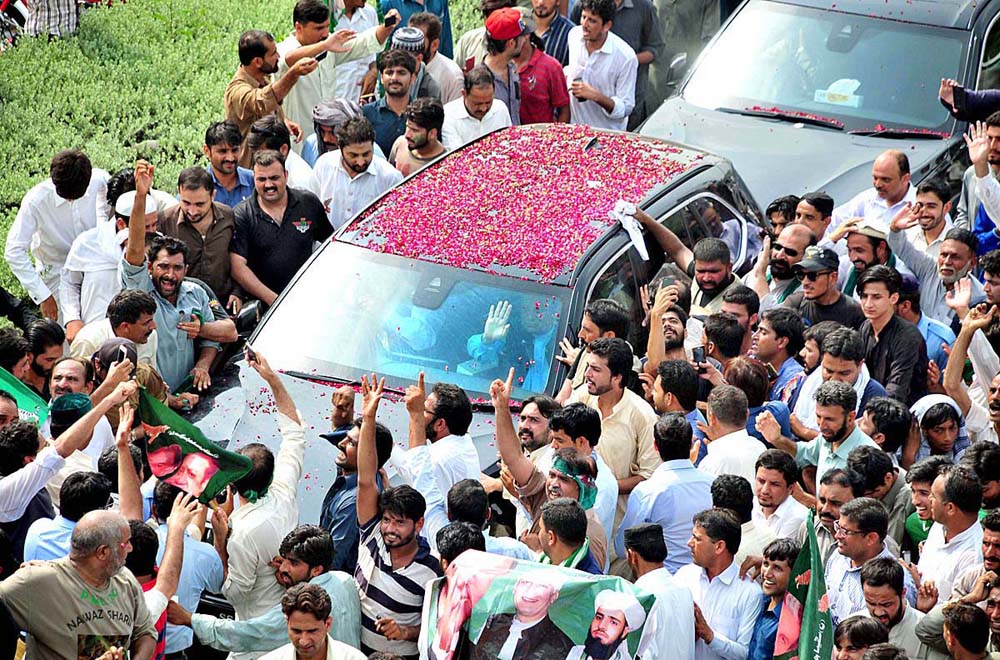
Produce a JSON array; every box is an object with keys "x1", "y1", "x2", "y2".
[
  {"x1": 683, "y1": 1, "x2": 965, "y2": 132},
  {"x1": 252, "y1": 242, "x2": 570, "y2": 399}
]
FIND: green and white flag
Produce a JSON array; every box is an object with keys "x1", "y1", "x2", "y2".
[
  {"x1": 774, "y1": 513, "x2": 834, "y2": 659},
  {"x1": 139, "y1": 388, "x2": 251, "y2": 504},
  {"x1": 0, "y1": 366, "x2": 48, "y2": 425}
]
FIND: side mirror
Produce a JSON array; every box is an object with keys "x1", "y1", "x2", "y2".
[{"x1": 667, "y1": 52, "x2": 688, "y2": 89}]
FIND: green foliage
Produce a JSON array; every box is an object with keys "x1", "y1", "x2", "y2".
[{"x1": 0, "y1": 0, "x2": 480, "y2": 298}]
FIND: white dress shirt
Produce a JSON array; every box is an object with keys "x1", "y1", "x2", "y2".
[
  {"x1": 824, "y1": 185, "x2": 917, "y2": 249},
  {"x1": 331, "y1": 6, "x2": 378, "y2": 102},
  {"x1": 314, "y1": 149, "x2": 403, "y2": 229},
  {"x1": 698, "y1": 430, "x2": 767, "y2": 486},
  {"x1": 751, "y1": 495, "x2": 809, "y2": 539},
  {"x1": 635, "y1": 567, "x2": 696, "y2": 660},
  {"x1": 564, "y1": 26, "x2": 638, "y2": 130},
  {"x1": 426, "y1": 52, "x2": 465, "y2": 104},
  {"x1": 440, "y1": 98, "x2": 512, "y2": 151},
  {"x1": 392, "y1": 433, "x2": 482, "y2": 503},
  {"x1": 0, "y1": 446, "x2": 66, "y2": 523},
  {"x1": 223, "y1": 411, "x2": 305, "y2": 653},
  {"x1": 276, "y1": 28, "x2": 383, "y2": 149},
  {"x1": 735, "y1": 520, "x2": 776, "y2": 567},
  {"x1": 285, "y1": 149, "x2": 321, "y2": 197},
  {"x1": 918, "y1": 521, "x2": 984, "y2": 605},
  {"x1": 260, "y1": 636, "x2": 367, "y2": 660},
  {"x1": 675, "y1": 560, "x2": 764, "y2": 660},
  {"x1": 5, "y1": 170, "x2": 110, "y2": 305},
  {"x1": 904, "y1": 217, "x2": 953, "y2": 262}
]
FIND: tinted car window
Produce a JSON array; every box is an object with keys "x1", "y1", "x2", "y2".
[{"x1": 684, "y1": 1, "x2": 965, "y2": 131}]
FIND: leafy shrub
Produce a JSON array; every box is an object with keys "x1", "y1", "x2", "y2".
[{"x1": 0, "y1": 0, "x2": 481, "y2": 296}]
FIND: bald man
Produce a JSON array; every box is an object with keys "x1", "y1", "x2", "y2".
[
  {"x1": 745, "y1": 223, "x2": 817, "y2": 311},
  {"x1": 827, "y1": 150, "x2": 917, "y2": 249},
  {"x1": 0, "y1": 510, "x2": 157, "y2": 660}
]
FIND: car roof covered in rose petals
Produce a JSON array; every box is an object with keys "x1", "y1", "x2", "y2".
[{"x1": 338, "y1": 124, "x2": 710, "y2": 285}]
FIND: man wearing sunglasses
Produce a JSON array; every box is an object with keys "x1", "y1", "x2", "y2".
[
  {"x1": 783, "y1": 246, "x2": 867, "y2": 330},
  {"x1": 746, "y1": 223, "x2": 816, "y2": 312}
]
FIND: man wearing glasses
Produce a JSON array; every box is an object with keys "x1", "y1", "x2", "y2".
[
  {"x1": 824, "y1": 497, "x2": 917, "y2": 625},
  {"x1": 783, "y1": 246, "x2": 867, "y2": 330},
  {"x1": 745, "y1": 223, "x2": 816, "y2": 312}
]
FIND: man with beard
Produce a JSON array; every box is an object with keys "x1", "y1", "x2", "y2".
[
  {"x1": 615, "y1": 411, "x2": 712, "y2": 573},
  {"x1": 857, "y1": 266, "x2": 929, "y2": 405},
  {"x1": 752, "y1": 307, "x2": 806, "y2": 403},
  {"x1": 831, "y1": 222, "x2": 913, "y2": 302},
  {"x1": 363, "y1": 49, "x2": 419, "y2": 156},
  {"x1": 303, "y1": 98, "x2": 377, "y2": 167},
  {"x1": 470, "y1": 571, "x2": 574, "y2": 660},
  {"x1": 745, "y1": 223, "x2": 816, "y2": 311},
  {"x1": 556, "y1": 298, "x2": 630, "y2": 404},
  {"x1": 800, "y1": 321, "x2": 842, "y2": 375},
  {"x1": 644, "y1": 293, "x2": 687, "y2": 374},
  {"x1": 784, "y1": 247, "x2": 867, "y2": 329},
  {"x1": 493, "y1": 372, "x2": 608, "y2": 566},
  {"x1": 225, "y1": 30, "x2": 318, "y2": 167},
  {"x1": 914, "y1": 510, "x2": 1000, "y2": 653},
  {"x1": 122, "y1": 161, "x2": 232, "y2": 392},
  {"x1": 532, "y1": 0, "x2": 573, "y2": 65},
  {"x1": 944, "y1": 304, "x2": 1000, "y2": 445},
  {"x1": 565, "y1": 0, "x2": 637, "y2": 131},
  {"x1": 158, "y1": 167, "x2": 241, "y2": 312},
  {"x1": 514, "y1": 28, "x2": 571, "y2": 124},
  {"x1": 824, "y1": 498, "x2": 916, "y2": 624},
  {"x1": 315, "y1": 117, "x2": 402, "y2": 230},
  {"x1": 203, "y1": 120, "x2": 255, "y2": 208},
  {"x1": 858, "y1": 558, "x2": 947, "y2": 659},
  {"x1": 441, "y1": 65, "x2": 512, "y2": 150},
  {"x1": 505, "y1": 401, "x2": 618, "y2": 551},
  {"x1": 21, "y1": 319, "x2": 64, "y2": 399},
  {"x1": 634, "y1": 208, "x2": 740, "y2": 317},
  {"x1": 890, "y1": 201, "x2": 985, "y2": 327},
  {"x1": 780, "y1": 380, "x2": 877, "y2": 484},
  {"x1": 233, "y1": 150, "x2": 334, "y2": 307},
  {"x1": 410, "y1": 13, "x2": 464, "y2": 103},
  {"x1": 319, "y1": 416, "x2": 394, "y2": 572},
  {"x1": 793, "y1": 468, "x2": 865, "y2": 569},
  {"x1": 390, "y1": 98, "x2": 447, "y2": 177},
  {"x1": 483, "y1": 7, "x2": 528, "y2": 123},
  {"x1": 566, "y1": 590, "x2": 646, "y2": 660},
  {"x1": 569, "y1": 338, "x2": 658, "y2": 538},
  {"x1": 167, "y1": 525, "x2": 362, "y2": 657},
  {"x1": 0, "y1": 510, "x2": 158, "y2": 660},
  {"x1": 355, "y1": 375, "x2": 442, "y2": 657}
]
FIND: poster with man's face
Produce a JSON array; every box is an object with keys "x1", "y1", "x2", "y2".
[{"x1": 420, "y1": 551, "x2": 655, "y2": 660}]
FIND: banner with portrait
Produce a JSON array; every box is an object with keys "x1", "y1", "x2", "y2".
[
  {"x1": 419, "y1": 550, "x2": 656, "y2": 660},
  {"x1": 138, "y1": 387, "x2": 252, "y2": 504}
]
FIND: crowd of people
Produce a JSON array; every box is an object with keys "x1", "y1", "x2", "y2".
[{"x1": 5, "y1": 0, "x2": 1000, "y2": 659}]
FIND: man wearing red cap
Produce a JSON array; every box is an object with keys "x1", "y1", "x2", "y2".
[{"x1": 484, "y1": 7, "x2": 529, "y2": 124}]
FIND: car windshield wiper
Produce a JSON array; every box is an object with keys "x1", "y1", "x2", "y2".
[
  {"x1": 848, "y1": 127, "x2": 948, "y2": 139},
  {"x1": 283, "y1": 369, "x2": 502, "y2": 411},
  {"x1": 717, "y1": 106, "x2": 844, "y2": 131}
]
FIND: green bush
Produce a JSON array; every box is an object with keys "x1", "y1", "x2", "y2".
[{"x1": 0, "y1": 0, "x2": 480, "y2": 297}]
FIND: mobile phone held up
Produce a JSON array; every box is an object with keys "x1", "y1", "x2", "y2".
[
  {"x1": 245, "y1": 344, "x2": 258, "y2": 364},
  {"x1": 692, "y1": 346, "x2": 706, "y2": 373},
  {"x1": 384, "y1": 13, "x2": 398, "y2": 26},
  {"x1": 315, "y1": 50, "x2": 328, "y2": 62}
]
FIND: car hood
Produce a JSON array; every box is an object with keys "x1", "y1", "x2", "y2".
[
  {"x1": 641, "y1": 97, "x2": 957, "y2": 210},
  {"x1": 194, "y1": 364, "x2": 502, "y2": 526}
]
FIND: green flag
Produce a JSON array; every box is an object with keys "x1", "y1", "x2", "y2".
[
  {"x1": 138, "y1": 387, "x2": 252, "y2": 504},
  {"x1": 0, "y1": 366, "x2": 48, "y2": 425},
  {"x1": 774, "y1": 513, "x2": 834, "y2": 660}
]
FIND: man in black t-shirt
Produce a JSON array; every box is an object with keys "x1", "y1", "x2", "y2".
[
  {"x1": 783, "y1": 246, "x2": 866, "y2": 330},
  {"x1": 230, "y1": 150, "x2": 332, "y2": 307}
]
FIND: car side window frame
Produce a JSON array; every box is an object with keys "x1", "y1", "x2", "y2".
[{"x1": 977, "y1": 10, "x2": 1000, "y2": 91}]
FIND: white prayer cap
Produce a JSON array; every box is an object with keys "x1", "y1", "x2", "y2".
[
  {"x1": 594, "y1": 589, "x2": 646, "y2": 630},
  {"x1": 115, "y1": 191, "x2": 157, "y2": 217}
]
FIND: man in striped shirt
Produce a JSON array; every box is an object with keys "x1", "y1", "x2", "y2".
[{"x1": 356, "y1": 375, "x2": 443, "y2": 659}]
